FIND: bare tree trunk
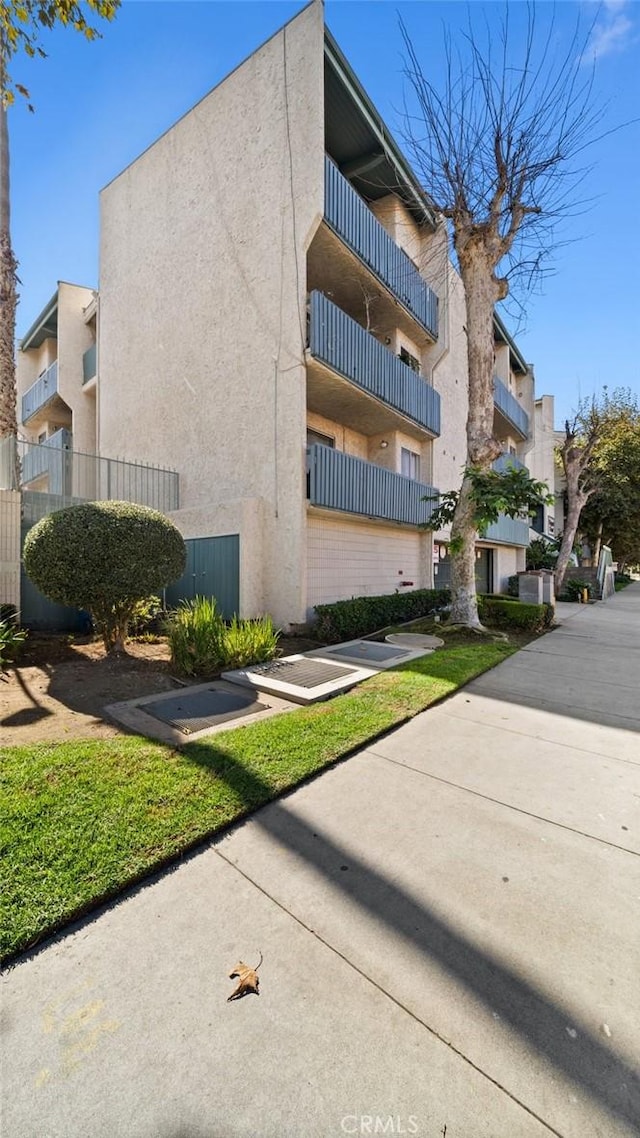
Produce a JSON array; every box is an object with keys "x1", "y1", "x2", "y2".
[
  {"x1": 447, "y1": 247, "x2": 502, "y2": 627},
  {"x1": 0, "y1": 68, "x2": 20, "y2": 486}
]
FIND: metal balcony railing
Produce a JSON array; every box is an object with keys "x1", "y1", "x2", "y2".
[
  {"x1": 307, "y1": 443, "x2": 437, "y2": 526},
  {"x1": 309, "y1": 291, "x2": 441, "y2": 436},
  {"x1": 82, "y1": 343, "x2": 97, "y2": 384},
  {"x1": 484, "y1": 515, "x2": 530, "y2": 546},
  {"x1": 0, "y1": 435, "x2": 179, "y2": 512},
  {"x1": 21, "y1": 429, "x2": 72, "y2": 492},
  {"x1": 21, "y1": 361, "x2": 59, "y2": 423},
  {"x1": 492, "y1": 453, "x2": 527, "y2": 473},
  {"x1": 493, "y1": 377, "x2": 529, "y2": 439},
  {"x1": 324, "y1": 156, "x2": 439, "y2": 341}
]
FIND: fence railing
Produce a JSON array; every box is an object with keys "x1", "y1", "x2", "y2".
[
  {"x1": 307, "y1": 443, "x2": 437, "y2": 526},
  {"x1": 309, "y1": 291, "x2": 441, "y2": 436},
  {"x1": 484, "y1": 514, "x2": 530, "y2": 546},
  {"x1": 0, "y1": 435, "x2": 179, "y2": 513},
  {"x1": 493, "y1": 377, "x2": 530, "y2": 439},
  {"x1": 492, "y1": 453, "x2": 527, "y2": 473},
  {"x1": 324, "y1": 155, "x2": 439, "y2": 341},
  {"x1": 21, "y1": 360, "x2": 59, "y2": 423},
  {"x1": 82, "y1": 343, "x2": 97, "y2": 384}
]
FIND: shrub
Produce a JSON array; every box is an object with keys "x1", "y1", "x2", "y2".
[
  {"x1": 128, "y1": 595, "x2": 164, "y2": 636},
  {"x1": 0, "y1": 617, "x2": 27, "y2": 670},
  {"x1": 477, "y1": 596, "x2": 554, "y2": 632},
  {"x1": 167, "y1": 596, "x2": 224, "y2": 676},
  {"x1": 166, "y1": 596, "x2": 280, "y2": 676},
  {"x1": 23, "y1": 501, "x2": 186, "y2": 653},
  {"x1": 506, "y1": 574, "x2": 519, "y2": 597},
  {"x1": 562, "y1": 579, "x2": 591, "y2": 602},
  {"x1": 222, "y1": 614, "x2": 279, "y2": 669},
  {"x1": 314, "y1": 588, "x2": 451, "y2": 643}
]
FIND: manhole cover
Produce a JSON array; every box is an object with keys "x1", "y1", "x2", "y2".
[
  {"x1": 327, "y1": 641, "x2": 410, "y2": 663},
  {"x1": 385, "y1": 633, "x2": 444, "y2": 649},
  {"x1": 248, "y1": 658, "x2": 357, "y2": 688},
  {"x1": 140, "y1": 687, "x2": 269, "y2": 734}
]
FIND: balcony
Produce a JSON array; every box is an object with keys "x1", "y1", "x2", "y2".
[
  {"x1": 493, "y1": 453, "x2": 527, "y2": 474},
  {"x1": 324, "y1": 156, "x2": 438, "y2": 341},
  {"x1": 493, "y1": 377, "x2": 529, "y2": 440},
  {"x1": 22, "y1": 429, "x2": 72, "y2": 493},
  {"x1": 83, "y1": 343, "x2": 97, "y2": 384},
  {"x1": 21, "y1": 361, "x2": 59, "y2": 424},
  {"x1": 307, "y1": 443, "x2": 437, "y2": 527},
  {"x1": 309, "y1": 291, "x2": 440, "y2": 437},
  {"x1": 1, "y1": 435, "x2": 179, "y2": 512},
  {"x1": 484, "y1": 515, "x2": 530, "y2": 546}
]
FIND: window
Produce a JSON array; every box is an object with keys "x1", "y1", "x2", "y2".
[
  {"x1": 307, "y1": 428, "x2": 335, "y2": 449},
  {"x1": 399, "y1": 346, "x2": 420, "y2": 373},
  {"x1": 509, "y1": 445, "x2": 517, "y2": 456},
  {"x1": 37, "y1": 431, "x2": 47, "y2": 444},
  {"x1": 401, "y1": 447, "x2": 420, "y2": 480}
]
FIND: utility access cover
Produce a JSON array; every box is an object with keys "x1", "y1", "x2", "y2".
[
  {"x1": 247, "y1": 658, "x2": 356, "y2": 688},
  {"x1": 327, "y1": 641, "x2": 409, "y2": 663},
  {"x1": 140, "y1": 687, "x2": 269, "y2": 735}
]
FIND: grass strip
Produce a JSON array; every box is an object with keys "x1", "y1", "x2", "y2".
[{"x1": 1, "y1": 641, "x2": 515, "y2": 961}]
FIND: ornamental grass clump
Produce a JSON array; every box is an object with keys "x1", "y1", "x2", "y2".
[{"x1": 166, "y1": 598, "x2": 279, "y2": 676}]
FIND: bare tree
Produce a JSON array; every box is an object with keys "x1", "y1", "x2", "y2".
[
  {"x1": 400, "y1": 5, "x2": 613, "y2": 627},
  {"x1": 554, "y1": 407, "x2": 600, "y2": 596}
]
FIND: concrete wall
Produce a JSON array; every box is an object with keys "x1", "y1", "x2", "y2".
[
  {"x1": 307, "y1": 513, "x2": 430, "y2": 614},
  {"x1": 529, "y1": 395, "x2": 557, "y2": 534},
  {"x1": 0, "y1": 490, "x2": 21, "y2": 612},
  {"x1": 99, "y1": 1, "x2": 325, "y2": 627}
]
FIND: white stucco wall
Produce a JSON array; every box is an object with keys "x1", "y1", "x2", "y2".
[
  {"x1": 56, "y1": 283, "x2": 97, "y2": 454},
  {"x1": 307, "y1": 513, "x2": 430, "y2": 615},
  {"x1": 99, "y1": 2, "x2": 325, "y2": 628}
]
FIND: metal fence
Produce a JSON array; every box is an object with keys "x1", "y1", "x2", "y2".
[
  {"x1": 493, "y1": 377, "x2": 530, "y2": 439},
  {"x1": 0, "y1": 435, "x2": 179, "y2": 512},
  {"x1": 21, "y1": 360, "x2": 59, "y2": 423},
  {"x1": 307, "y1": 443, "x2": 437, "y2": 526},
  {"x1": 309, "y1": 290, "x2": 441, "y2": 436},
  {"x1": 324, "y1": 155, "x2": 439, "y2": 341}
]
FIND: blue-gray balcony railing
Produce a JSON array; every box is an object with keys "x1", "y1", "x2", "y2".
[
  {"x1": 82, "y1": 343, "x2": 97, "y2": 384},
  {"x1": 493, "y1": 377, "x2": 529, "y2": 439},
  {"x1": 21, "y1": 360, "x2": 59, "y2": 424},
  {"x1": 492, "y1": 453, "x2": 527, "y2": 474},
  {"x1": 21, "y1": 428, "x2": 72, "y2": 492},
  {"x1": 324, "y1": 156, "x2": 439, "y2": 341},
  {"x1": 484, "y1": 514, "x2": 530, "y2": 546},
  {"x1": 309, "y1": 291, "x2": 440, "y2": 437},
  {"x1": 307, "y1": 443, "x2": 438, "y2": 527}
]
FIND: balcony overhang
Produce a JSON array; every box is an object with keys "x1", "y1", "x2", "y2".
[
  {"x1": 307, "y1": 356, "x2": 434, "y2": 443},
  {"x1": 493, "y1": 311, "x2": 528, "y2": 376},
  {"x1": 20, "y1": 292, "x2": 59, "y2": 351},
  {"x1": 324, "y1": 30, "x2": 437, "y2": 230}
]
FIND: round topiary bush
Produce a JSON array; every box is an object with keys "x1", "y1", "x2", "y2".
[{"x1": 23, "y1": 501, "x2": 186, "y2": 652}]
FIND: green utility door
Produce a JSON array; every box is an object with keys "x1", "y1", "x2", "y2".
[{"x1": 165, "y1": 535, "x2": 240, "y2": 618}]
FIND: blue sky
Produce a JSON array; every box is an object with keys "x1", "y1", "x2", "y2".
[{"x1": 9, "y1": 0, "x2": 640, "y2": 426}]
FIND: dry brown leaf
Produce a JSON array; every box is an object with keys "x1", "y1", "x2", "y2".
[{"x1": 227, "y1": 952, "x2": 263, "y2": 1001}]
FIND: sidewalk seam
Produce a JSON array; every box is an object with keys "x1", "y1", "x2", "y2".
[
  {"x1": 366, "y1": 752, "x2": 639, "y2": 856},
  {"x1": 214, "y1": 847, "x2": 566, "y2": 1138}
]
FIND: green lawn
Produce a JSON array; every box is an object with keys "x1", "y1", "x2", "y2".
[{"x1": 1, "y1": 641, "x2": 516, "y2": 961}]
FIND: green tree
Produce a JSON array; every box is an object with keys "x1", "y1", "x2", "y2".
[
  {"x1": 0, "y1": 1, "x2": 120, "y2": 455},
  {"x1": 425, "y1": 465, "x2": 553, "y2": 593},
  {"x1": 579, "y1": 389, "x2": 640, "y2": 573},
  {"x1": 23, "y1": 500, "x2": 185, "y2": 653},
  {"x1": 400, "y1": 8, "x2": 614, "y2": 627}
]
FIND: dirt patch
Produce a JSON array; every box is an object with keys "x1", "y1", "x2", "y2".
[{"x1": 0, "y1": 634, "x2": 323, "y2": 746}]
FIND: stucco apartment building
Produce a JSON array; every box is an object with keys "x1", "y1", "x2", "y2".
[{"x1": 11, "y1": 1, "x2": 541, "y2": 627}]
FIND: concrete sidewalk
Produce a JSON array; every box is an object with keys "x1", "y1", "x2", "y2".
[{"x1": 2, "y1": 588, "x2": 639, "y2": 1138}]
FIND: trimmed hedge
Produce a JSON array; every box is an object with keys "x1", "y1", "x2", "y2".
[
  {"x1": 314, "y1": 588, "x2": 450, "y2": 643},
  {"x1": 477, "y1": 595, "x2": 554, "y2": 632}
]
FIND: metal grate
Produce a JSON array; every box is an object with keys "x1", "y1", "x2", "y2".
[
  {"x1": 247, "y1": 658, "x2": 357, "y2": 688},
  {"x1": 327, "y1": 641, "x2": 411, "y2": 663},
  {"x1": 140, "y1": 687, "x2": 268, "y2": 734}
]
